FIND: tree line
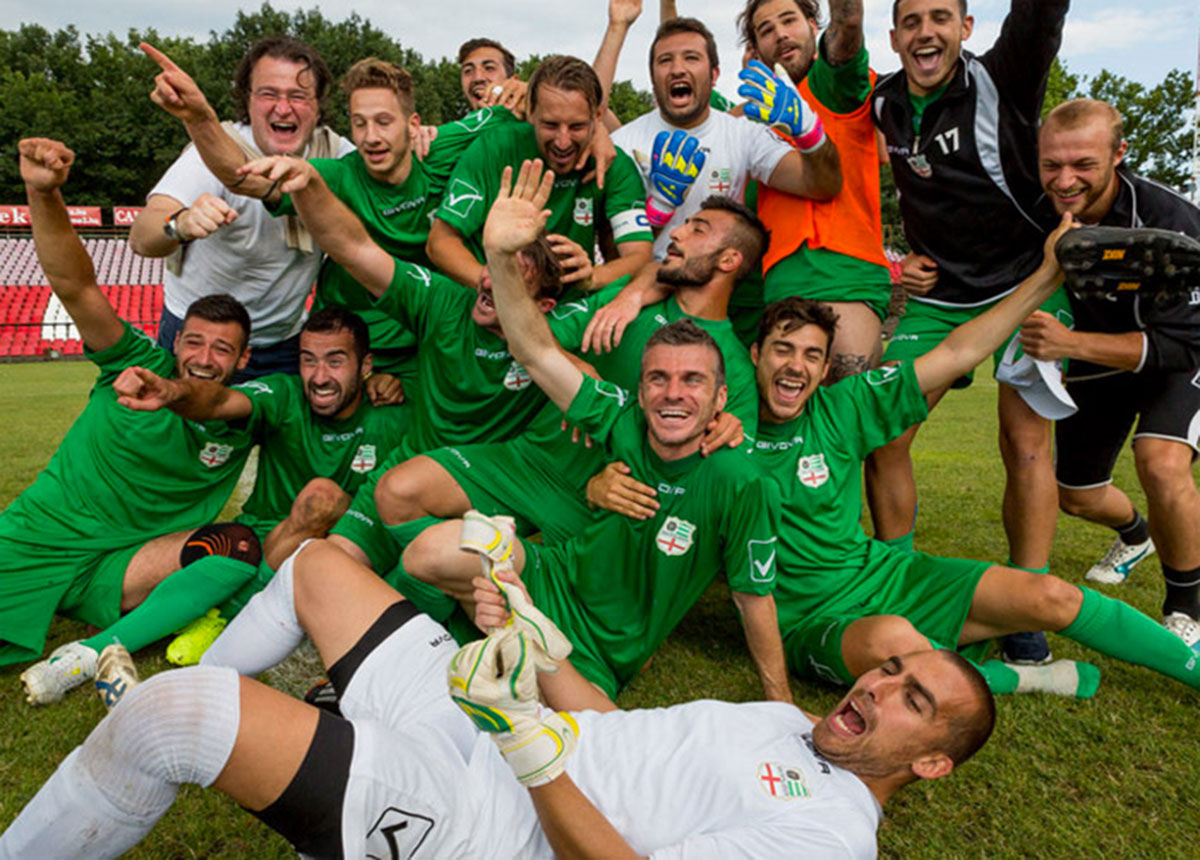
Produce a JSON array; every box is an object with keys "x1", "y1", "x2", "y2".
[{"x1": 0, "y1": 4, "x2": 1192, "y2": 216}]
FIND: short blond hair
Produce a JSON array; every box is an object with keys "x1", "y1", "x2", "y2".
[
  {"x1": 340, "y1": 58, "x2": 415, "y2": 115},
  {"x1": 1042, "y1": 98, "x2": 1124, "y2": 155}
]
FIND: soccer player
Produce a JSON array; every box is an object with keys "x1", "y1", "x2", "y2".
[
  {"x1": 1022, "y1": 99, "x2": 1200, "y2": 647},
  {"x1": 372, "y1": 195, "x2": 767, "y2": 552},
  {"x1": 141, "y1": 45, "x2": 519, "y2": 390},
  {"x1": 865, "y1": 0, "x2": 1071, "y2": 664},
  {"x1": 0, "y1": 538, "x2": 996, "y2": 858},
  {"x1": 459, "y1": 36, "x2": 527, "y2": 114},
  {"x1": 750, "y1": 223, "x2": 1200, "y2": 699},
  {"x1": 234, "y1": 154, "x2": 572, "y2": 582},
  {"x1": 129, "y1": 37, "x2": 354, "y2": 379},
  {"x1": 6, "y1": 140, "x2": 261, "y2": 699},
  {"x1": 402, "y1": 162, "x2": 786, "y2": 703},
  {"x1": 427, "y1": 55, "x2": 654, "y2": 291},
  {"x1": 738, "y1": 0, "x2": 893, "y2": 381},
  {"x1": 594, "y1": 11, "x2": 839, "y2": 249}
]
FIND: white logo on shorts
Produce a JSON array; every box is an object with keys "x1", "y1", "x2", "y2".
[{"x1": 365, "y1": 807, "x2": 435, "y2": 859}]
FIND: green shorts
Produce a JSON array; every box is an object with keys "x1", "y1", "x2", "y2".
[
  {"x1": 424, "y1": 435, "x2": 598, "y2": 545},
  {"x1": 764, "y1": 245, "x2": 892, "y2": 322},
  {"x1": 782, "y1": 550, "x2": 990, "y2": 685},
  {"x1": 883, "y1": 288, "x2": 1072, "y2": 388},
  {"x1": 0, "y1": 534, "x2": 141, "y2": 666},
  {"x1": 329, "y1": 450, "x2": 405, "y2": 575},
  {"x1": 521, "y1": 539, "x2": 621, "y2": 698}
]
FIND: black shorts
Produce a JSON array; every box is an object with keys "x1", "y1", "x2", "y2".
[
  {"x1": 1055, "y1": 369, "x2": 1200, "y2": 488},
  {"x1": 250, "y1": 601, "x2": 421, "y2": 859}
]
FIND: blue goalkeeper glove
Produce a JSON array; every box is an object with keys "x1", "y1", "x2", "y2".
[
  {"x1": 646, "y1": 129, "x2": 707, "y2": 227},
  {"x1": 737, "y1": 60, "x2": 826, "y2": 152}
]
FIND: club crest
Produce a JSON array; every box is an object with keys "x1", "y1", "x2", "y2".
[
  {"x1": 573, "y1": 197, "x2": 594, "y2": 226},
  {"x1": 708, "y1": 166, "x2": 732, "y2": 194},
  {"x1": 503, "y1": 360, "x2": 533, "y2": 391},
  {"x1": 796, "y1": 453, "x2": 829, "y2": 488},
  {"x1": 351, "y1": 444, "x2": 377, "y2": 474},
  {"x1": 655, "y1": 516, "x2": 696, "y2": 556},
  {"x1": 756, "y1": 762, "x2": 810, "y2": 800},
  {"x1": 198, "y1": 442, "x2": 234, "y2": 468}
]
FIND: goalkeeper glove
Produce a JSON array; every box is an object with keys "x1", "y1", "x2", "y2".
[
  {"x1": 448, "y1": 629, "x2": 580, "y2": 787},
  {"x1": 644, "y1": 129, "x2": 707, "y2": 227},
  {"x1": 737, "y1": 60, "x2": 826, "y2": 152},
  {"x1": 459, "y1": 510, "x2": 573, "y2": 671}
]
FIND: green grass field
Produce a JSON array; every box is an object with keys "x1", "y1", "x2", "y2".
[{"x1": 1, "y1": 360, "x2": 1198, "y2": 858}]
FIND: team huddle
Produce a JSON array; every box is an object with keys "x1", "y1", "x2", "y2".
[{"x1": 3, "y1": 0, "x2": 1200, "y2": 856}]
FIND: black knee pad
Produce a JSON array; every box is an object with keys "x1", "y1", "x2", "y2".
[{"x1": 180, "y1": 523, "x2": 263, "y2": 567}]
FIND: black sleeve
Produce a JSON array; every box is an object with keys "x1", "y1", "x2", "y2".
[
  {"x1": 1141, "y1": 294, "x2": 1200, "y2": 373},
  {"x1": 979, "y1": 0, "x2": 1070, "y2": 122}
]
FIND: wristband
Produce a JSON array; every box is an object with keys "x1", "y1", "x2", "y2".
[
  {"x1": 645, "y1": 197, "x2": 674, "y2": 227},
  {"x1": 795, "y1": 117, "x2": 826, "y2": 153}
]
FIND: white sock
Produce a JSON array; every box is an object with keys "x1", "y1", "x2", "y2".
[
  {"x1": 1012, "y1": 660, "x2": 1101, "y2": 697},
  {"x1": 202, "y1": 546, "x2": 304, "y2": 674},
  {"x1": 0, "y1": 667, "x2": 240, "y2": 860}
]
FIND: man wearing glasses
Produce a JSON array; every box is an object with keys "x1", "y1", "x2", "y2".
[{"x1": 130, "y1": 36, "x2": 354, "y2": 380}]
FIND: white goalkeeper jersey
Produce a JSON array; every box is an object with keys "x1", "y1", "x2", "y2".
[
  {"x1": 612, "y1": 109, "x2": 792, "y2": 259},
  {"x1": 563, "y1": 699, "x2": 881, "y2": 858}
]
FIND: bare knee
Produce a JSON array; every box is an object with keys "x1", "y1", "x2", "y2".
[
  {"x1": 375, "y1": 456, "x2": 466, "y2": 526},
  {"x1": 401, "y1": 520, "x2": 471, "y2": 588},
  {"x1": 1058, "y1": 486, "x2": 1103, "y2": 519},
  {"x1": 843, "y1": 615, "x2": 930, "y2": 675},
  {"x1": 1027, "y1": 574, "x2": 1083, "y2": 630},
  {"x1": 289, "y1": 478, "x2": 350, "y2": 533},
  {"x1": 1134, "y1": 443, "x2": 1197, "y2": 505}
]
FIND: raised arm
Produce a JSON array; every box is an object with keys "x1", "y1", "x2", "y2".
[
  {"x1": 529, "y1": 779, "x2": 643, "y2": 860},
  {"x1": 20, "y1": 138, "x2": 124, "y2": 352},
  {"x1": 593, "y1": 0, "x2": 643, "y2": 121},
  {"x1": 483, "y1": 160, "x2": 585, "y2": 411},
  {"x1": 915, "y1": 214, "x2": 1073, "y2": 393},
  {"x1": 114, "y1": 366, "x2": 253, "y2": 421},
  {"x1": 824, "y1": 0, "x2": 865, "y2": 66},
  {"x1": 238, "y1": 156, "x2": 395, "y2": 297},
  {"x1": 140, "y1": 42, "x2": 280, "y2": 201}
]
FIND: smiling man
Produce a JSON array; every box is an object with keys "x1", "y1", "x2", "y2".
[
  {"x1": 131, "y1": 37, "x2": 354, "y2": 380},
  {"x1": 141, "y1": 49, "x2": 520, "y2": 393},
  {"x1": 751, "y1": 228, "x2": 1200, "y2": 701},
  {"x1": 428, "y1": 55, "x2": 654, "y2": 292},
  {"x1": 865, "y1": 0, "x2": 1072, "y2": 666},
  {"x1": 403, "y1": 163, "x2": 786, "y2": 705},
  {"x1": 1022, "y1": 99, "x2": 1200, "y2": 648},
  {"x1": 7, "y1": 140, "x2": 262, "y2": 699}
]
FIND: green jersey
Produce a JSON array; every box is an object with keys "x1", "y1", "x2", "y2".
[
  {"x1": 528, "y1": 375, "x2": 779, "y2": 693},
  {"x1": 273, "y1": 107, "x2": 518, "y2": 376},
  {"x1": 552, "y1": 278, "x2": 760, "y2": 435},
  {"x1": 0, "y1": 322, "x2": 252, "y2": 550},
  {"x1": 376, "y1": 259, "x2": 566, "y2": 458},
  {"x1": 231, "y1": 374, "x2": 409, "y2": 536},
  {"x1": 435, "y1": 122, "x2": 652, "y2": 264},
  {"x1": 751, "y1": 363, "x2": 928, "y2": 633}
]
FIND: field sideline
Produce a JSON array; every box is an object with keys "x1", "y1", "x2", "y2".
[{"x1": 1, "y1": 359, "x2": 1198, "y2": 858}]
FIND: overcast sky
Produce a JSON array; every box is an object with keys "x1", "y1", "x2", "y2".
[{"x1": 3, "y1": 0, "x2": 1198, "y2": 98}]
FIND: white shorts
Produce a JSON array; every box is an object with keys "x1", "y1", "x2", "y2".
[{"x1": 335, "y1": 612, "x2": 549, "y2": 859}]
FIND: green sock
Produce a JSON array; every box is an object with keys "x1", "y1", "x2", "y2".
[
  {"x1": 879, "y1": 532, "x2": 914, "y2": 553},
  {"x1": 977, "y1": 659, "x2": 1101, "y2": 698},
  {"x1": 82, "y1": 556, "x2": 256, "y2": 654},
  {"x1": 1062, "y1": 587, "x2": 1200, "y2": 690},
  {"x1": 217, "y1": 561, "x2": 277, "y2": 619},
  {"x1": 385, "y1": 515, "x2": 443, "y2": 552}
]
